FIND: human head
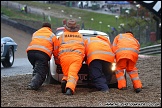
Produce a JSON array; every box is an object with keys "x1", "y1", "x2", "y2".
[
  {"x1": 42, "y1": 22, "x2": 51, "y2": 29},
  {"x1": 125, "y1": 31, "x2": 133, "y2": 35},
  {"x1": 64, "y1": 19, "x2": 80, "y2": 32}
]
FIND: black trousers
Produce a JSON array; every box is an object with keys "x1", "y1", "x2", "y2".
[
  {"x1": 27, "y1": 50, "x2": 50, "y2": 87},
  {"x1": 89, "y1": 59, "x2": 112, "y2": 91}
]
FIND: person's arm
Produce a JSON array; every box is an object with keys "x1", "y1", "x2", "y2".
[{"x1": 53, "y1": 37, "x2": 60, "y2": 65}]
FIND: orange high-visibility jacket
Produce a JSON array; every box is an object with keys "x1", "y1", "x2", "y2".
[
  {"x1": 112, "y1": 33, "x2": 140, "y2": 62},
  {"x1": 85, "y1": 35, "x2": 115, "y2": 65},
  {"x1": 58, "y1": 29, "x2": 85, "y2": 59},
  {"x1": 26, "y1": 27, "x2": 56, "y2": 58}
]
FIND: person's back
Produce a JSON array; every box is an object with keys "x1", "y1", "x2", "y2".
[
  {"x1": 58, "y1": 29, "x2": 85, "y2": 58},
  {"x1": 112, "y1": 32, "x2": 140, "y2": 63},
  {"x1": 27, "y1": 24, "x2": 56, "y2": 57},
  {"x1": 85, "y1": 35, "x2": 115, "y2": 92},
  {"x1": 85, "y1": 35, "x2": 114, "y2": 65}
]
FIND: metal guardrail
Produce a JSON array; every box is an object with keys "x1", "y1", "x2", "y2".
[{"x1": 139, "y1": 44, "x2": 161, "y2": 55}]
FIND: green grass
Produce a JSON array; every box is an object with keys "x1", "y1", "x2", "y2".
[
  {"x1": 1, "y1": 6, "x2": 42, "y2": 21},
  {"x1": 1, "y1": 1, "x2": 129, "y2": 33}
]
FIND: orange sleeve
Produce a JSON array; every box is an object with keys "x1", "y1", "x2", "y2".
[{"x1": 53, "y1": 38, "x2": 60, "y2": 65}]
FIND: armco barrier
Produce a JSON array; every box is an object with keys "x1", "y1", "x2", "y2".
[
  {"x1": 1, "y1": 14, "x2": 37, "y2": 35},
  {"x1": 139, "y1": 44, "x2": 161, "y2": 55}
]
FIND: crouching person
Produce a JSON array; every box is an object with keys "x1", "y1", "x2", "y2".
[
  {"x1": 26, "y1": 22, "x2": 56, "y2": 90},
  {"x1": 112, "y1": 31, "x2": 142, "y2": 93},
  {"x1": 85, "y1": 35, "x2": 115, "y2": 92}
]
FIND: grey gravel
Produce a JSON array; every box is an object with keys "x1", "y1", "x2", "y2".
[{"x1": 1, "y1": 55, "x2": 161, "y2": 107}]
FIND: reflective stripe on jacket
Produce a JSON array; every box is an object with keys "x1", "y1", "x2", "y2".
[
  {"x1": 112, "y1": 33, "x2": 140, "y2": 62},
  {"x1": 85, "y1": 35, "x2": 115, "y2": 65},
  {"x1": 26, "y1": 27, "x2": 56, "y2": 58},
  {"x1": 58, "y1": 29, "x2": 85, "y2": 58}
]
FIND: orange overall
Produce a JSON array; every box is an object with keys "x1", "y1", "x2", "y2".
[
  {"x1": 112, "y1": 33, "x2": 142, "y2": 89},
  {"x1": 58, "y1": 29, "x2": 85, "y2": 93}
]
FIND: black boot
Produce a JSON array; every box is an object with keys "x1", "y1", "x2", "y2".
[
  {"x1": 135, "y1": 88, "x2": 142, "y2": 93},
  {"x1": 61, "y1": 80, "x2": 67, "y2": 93},
  {"x1": 27, "y1": 74, "x2": 44, "y2": 90},
  {"x1": 27, "y1": 82, "x2": 39, "y2": 90},
  {"x1": 65, "y1": 88, "x2": 73, "y2": 95}
]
